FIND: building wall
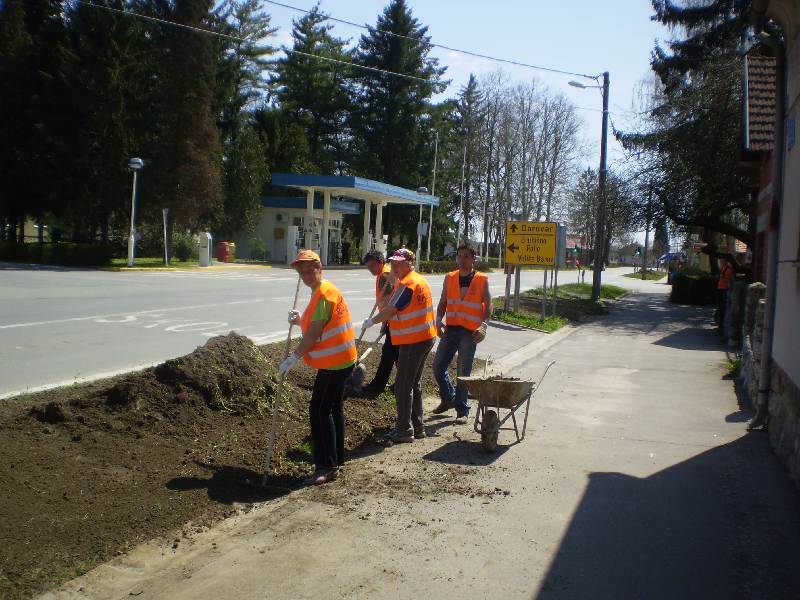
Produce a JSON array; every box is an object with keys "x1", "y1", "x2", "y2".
[
  {"x1": 231, "y1": 208, "x2": 345, "y2": 264},
  {"x1": 770, "y1": 0, "x2": 800, "y2": 396}
]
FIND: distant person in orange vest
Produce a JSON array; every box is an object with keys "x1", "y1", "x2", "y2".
[
  {"x1": 431, "y1": 244, "x2": 492, "y2": 422},
  {"x1": 361, "y1": 248, "x2": 436, "y2": 443},
  {"x1": 281, "y1": 250, "x2": 357, "y2": 485},
  {"x1": 716, "y1": 258, "x2": 734, "y2": 328},
  {"x1": 359, "y1": 249, "x2": 398, "y2": 396}
]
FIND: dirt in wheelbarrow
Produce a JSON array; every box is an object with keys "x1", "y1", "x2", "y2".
[{"x1": 0, "y1": 332, "x2": 463, "y2": 600}]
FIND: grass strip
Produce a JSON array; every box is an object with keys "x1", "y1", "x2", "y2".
[
  {"x1": 622, "y1": 271, "x2": 667, "y2": 281},
  {"x1": 493, "y1": 309, "x2": 567, "y2": 333},
  {"x1": 558, "y1": 282, "x2": 629, "y2": 299}
]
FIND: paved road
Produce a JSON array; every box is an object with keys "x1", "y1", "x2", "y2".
[{"x1": 1, "y1": 262, "x2": 635, "y2": 398}]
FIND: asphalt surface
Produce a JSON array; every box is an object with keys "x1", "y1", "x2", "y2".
[
  {"x1": 34, "y1": 270, "x2": 800, "y2": 600},
  {"x1": 0, "y1": 261, "x2": 562, "y2": 398}
]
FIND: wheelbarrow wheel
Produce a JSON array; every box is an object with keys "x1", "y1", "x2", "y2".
[{"x1": 481, "y1": 409, "x2": 499, "y2": 452}]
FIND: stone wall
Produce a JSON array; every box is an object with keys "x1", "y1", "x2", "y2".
[
  {"x1": 739, "y1": 281, "x2": 800, "y2": 487},
  {"x1": 768, "y1": 363, "x2": 800, "y2": 485},
  {"x1": 740, "y1": 283, "x2": 766, "y2": 409},
  {"x1": 724, "y1": 280, "x2": 748, "y2": 347}
]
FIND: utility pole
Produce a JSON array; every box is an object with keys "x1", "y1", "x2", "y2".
[
  {"x1": 591, "y1": 72, "x2": 610, "y2": 302},
  {"x1": 426, "y1": 131, "x2": 438, "y2": 262},
  {"x1": 457, "y1": 146, "x2": 466, "y2": 248},
  {"x1": 642, "y1": 183, "x2": 652, "y2": 280}
]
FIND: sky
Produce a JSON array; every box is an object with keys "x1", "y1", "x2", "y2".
[{"x1": 260, "y1": 0, "x2": 672, "y2": 174}]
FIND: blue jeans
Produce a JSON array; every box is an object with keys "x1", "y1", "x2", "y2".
[{"x1": 432, "y1": 325, "x2": 477, "y2": 416}]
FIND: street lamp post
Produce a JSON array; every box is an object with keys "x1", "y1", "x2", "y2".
[
  {"x1": 415, "y1": 187, "x2": 428, "y2": 270},
  {"x1": 426, "y1": 131, "x2": 438, "y2": 262},
  {"x1": 569, "y1": 72, "x2": 609, "y2": 302},
  {"x1": 126, "y1": 157, "x2": 145, "y2": 267},
  {"x1": 456, "y1": 147, "x2": 466, "y2": 248}
]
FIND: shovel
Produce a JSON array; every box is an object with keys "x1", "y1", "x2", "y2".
[
  {"x1": 243, "y1": 274, "x2": 302, "y2": 491},
  {"x1": 346, "y1": 277, "x2": 392, "y2": 391}
]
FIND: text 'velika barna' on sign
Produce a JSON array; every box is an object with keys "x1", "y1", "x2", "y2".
[{"x1": 505, "y1": 221, "x2": 557, "y2": 265}]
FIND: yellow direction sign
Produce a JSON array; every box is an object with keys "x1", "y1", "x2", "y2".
[{"x1": 505, "y1": 221, "x2": 557, "y2": 265}]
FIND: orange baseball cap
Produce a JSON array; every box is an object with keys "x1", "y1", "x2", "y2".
[{"x1": 290, "y1": 250, "x2": 321, "y2": 266}]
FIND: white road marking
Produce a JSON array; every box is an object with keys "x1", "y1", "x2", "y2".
[{"x1": 0, "y1": 303, "x2": 224, "y2": 330}]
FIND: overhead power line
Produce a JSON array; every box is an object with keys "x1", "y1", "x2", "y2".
[
  {"x1": 261, "y1": 0, "x2": 599, "y2": 81},
  {"x1": 79, "y1": 1, "x2": 428, "y2": 83}
]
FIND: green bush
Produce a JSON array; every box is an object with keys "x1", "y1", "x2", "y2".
[
  {"x1": 418, "y1": 260, "x2": 493, "y2": 274},
  {"x1": 172, "y1": 231, "x2": 199, "y2": 262},
  {"x1": 0, "y1": 242, "x2": 117, "y2": 266},
  {"x1": 249, "y1": 237, "x2": 266, "y2": 261},
  {"x1": 669, "y1": 270, "x2": 717, "y2": 305}
]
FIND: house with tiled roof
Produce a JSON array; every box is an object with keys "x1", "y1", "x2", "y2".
[{"x1": 742, "y1": 0, "x2": 800, "y2": 486}]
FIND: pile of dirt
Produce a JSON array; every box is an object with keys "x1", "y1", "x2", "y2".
[{"x1": 0, "y1": 332, "x2": 449, "y2": 600}]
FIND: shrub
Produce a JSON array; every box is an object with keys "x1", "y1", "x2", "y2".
[
  {"x1": 418, "y1": 260, "x2": 493, "y2": 274},
  {"x1": 250, "y1": 237, "x2": 266, "y2": 261},
  {"x1": 172, "y1": 231, "x2": 198, "y2": 262},
  {"x1": 669, "y1": 269, "x2": 717, "y2": 305},
  {"x1": 0, "y1": 242, "x2": 116, "y2": 266}
]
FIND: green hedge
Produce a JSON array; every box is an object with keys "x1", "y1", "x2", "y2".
[
  {"x1": 0, "y1": 242, "x2": 117, "y2": 267},
  {"x1": 669, "y1": 270, "x2": 717, "y2": 305},
  {"x1": 418, "y1": 260, "x2": 493, "y2": 274}
]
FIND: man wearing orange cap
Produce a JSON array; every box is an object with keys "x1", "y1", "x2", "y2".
[
  {"x1": 280, "y1": 250, "x2": 357, "y2": 485},
  {"x1": 361, "y1": 248, "x2": 436, "y2": 443}
]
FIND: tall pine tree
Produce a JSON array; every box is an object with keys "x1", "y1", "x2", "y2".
[
  {"x1": 142, "y1": 0, "x2": 222, "y2": 235},
  {"x1": 271, "y1": 3, "x2": 355, "y2": 174},
  {"x1": 350, "y1": 0, "x2": 447, "y2": 244}
]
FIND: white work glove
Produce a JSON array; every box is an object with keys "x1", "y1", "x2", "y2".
[
  {"x1": 436, "y1": 318, "x2": 446, "y2": 338},
  {"x1": 287, "y1": 310, "x2": 301, "y2": 325},
  {"x1": 362, "y1": 317, "x2": 374, "y2": 330},
  {"x1": 472, "y1": 322, "x2": 487, "y2": 344},
  {"x1": 279, "y1": 352, "x2": 299, "y2": 376}
]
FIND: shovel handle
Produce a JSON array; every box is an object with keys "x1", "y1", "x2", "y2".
[
  {"x1": 262, "y1": 274, "x2": 303, "y2": 485},
  {"x1": 356, "y1": 276, "x2": 392, "y2": 348}
]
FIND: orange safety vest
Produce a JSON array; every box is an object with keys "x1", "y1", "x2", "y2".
[
  {"x1": 444, "y1": 270, "x2": 488, "y2": 331},
  {"x1": 376, "y1": 264, "x2": 392, "y2": 309},
  {"x1": 717, "y1": 265, "x2": 733, "y2": 290},
  {"x1": 388, "y1": 270, "x2": 436, "y2": 345},
  {"x1": 300, "y1": 281, "x2": 357, "y2": 369}
]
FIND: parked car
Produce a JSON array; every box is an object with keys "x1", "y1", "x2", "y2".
[{"x1": 435, "y1": 251, "x2": 457, "y2": 261}]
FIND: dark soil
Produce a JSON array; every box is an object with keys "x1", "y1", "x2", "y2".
[{"x1": 0, "y1": 332, "x2": 452, "y2": 600}]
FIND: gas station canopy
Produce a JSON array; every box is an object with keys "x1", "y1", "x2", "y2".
[
  {"x1": 271, "y1": 174, "x2": 440, "y2": 208},
  {"x1": 271, "y1": 173, "x2": 440, "y2": 264}
]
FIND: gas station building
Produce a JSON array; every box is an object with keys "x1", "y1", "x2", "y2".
[{"x1": 233, "y1": 174, "x2": 439, "y2": 265}]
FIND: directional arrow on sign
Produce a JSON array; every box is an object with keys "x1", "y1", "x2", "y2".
[
  {"x1": 509, "y1": 223, "x2": 518, "y2": 233},
  {"x1": 507, "y1": 243, "x2": 519, "y2": 253}
]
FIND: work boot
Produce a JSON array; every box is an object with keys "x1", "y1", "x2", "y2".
[
  {"x1": 432, "y1": 401, "x2": 455, "y2": 415},
  {"x1": 385, "y1": 430, "x2": 414, "y2": 444},
  {"x1": 414, "y1": 425, "x2": 427, "y2": 439}
]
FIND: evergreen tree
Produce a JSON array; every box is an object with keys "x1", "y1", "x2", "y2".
[
  {"x1": 141, "y1": 0, "x2": 222, "y2": 235},
  {"x1": 212, "y1": 0, "x2": 276, "y2": 143},
  {"x1": 271, "y1": 3, "x2": 354, "y2": 175},
  {"x1": 350, "y1": 0, "x2": 447, "y2": 244},
  {"x1": 620, "y1": 0, "x2": 760, "y2": 263},
  {"x1": 37, "y1": 0, "x2": 154, "y2": 242},
  {"x1": 0, "y1": 0, "x2": 63, "y2": 241},
  {"x1": 454, "y1": 74, "x2": 485, "y2": 241},
  {"x1": 208, "y1": 123, "x2": 267, "y2": 238}
]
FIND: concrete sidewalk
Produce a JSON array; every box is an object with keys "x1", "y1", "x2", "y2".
[{"x1": 40, "y1": 283, "x2": 800, "y2": 600}]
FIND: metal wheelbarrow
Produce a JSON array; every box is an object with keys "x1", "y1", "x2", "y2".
[{"x1": 458, "y1": 360, "x2": 555, "y2": 452}]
